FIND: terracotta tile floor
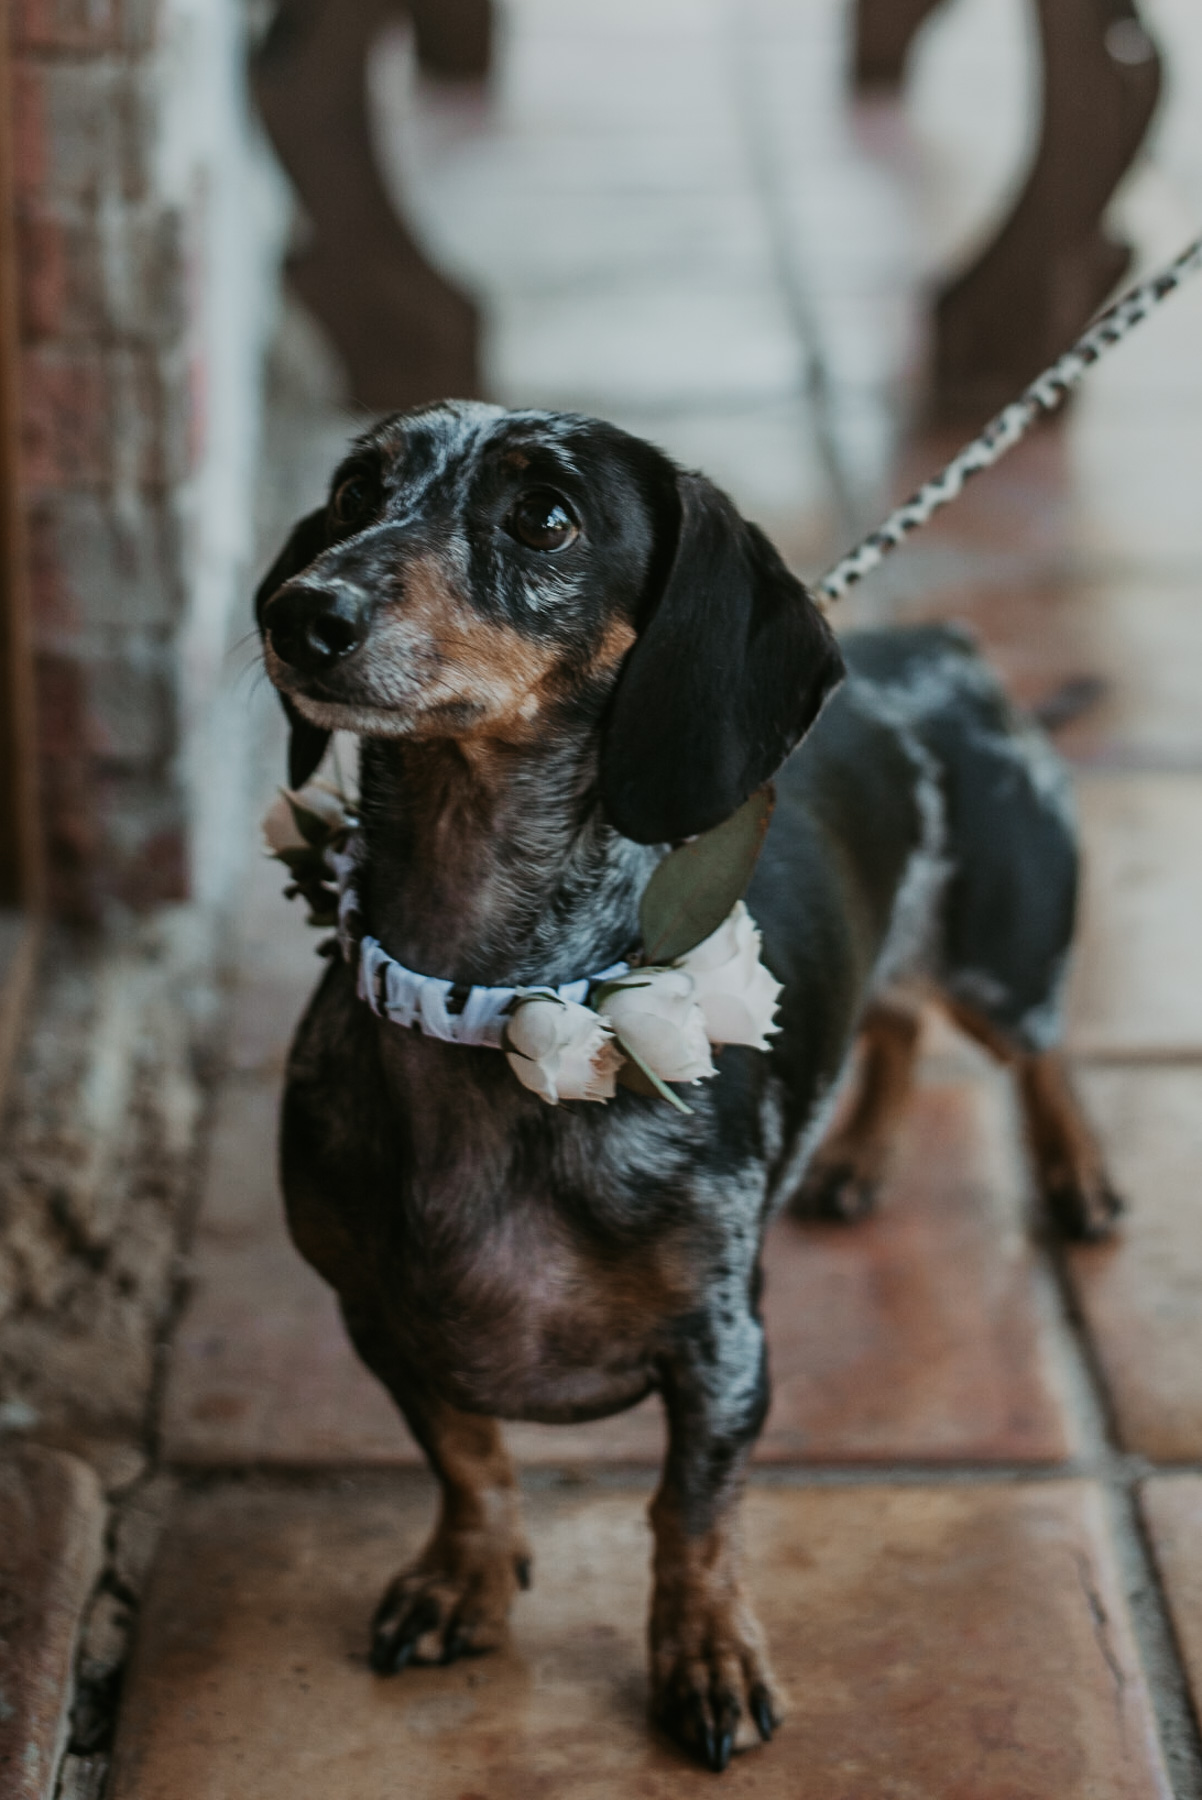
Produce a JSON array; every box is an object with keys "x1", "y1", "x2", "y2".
[
  {"x1": 110, "y1": 1479, "x2": 1172, "y2": 1800},
  {"x1": 1068, "y1": 1070, "x2": 1202, "y2": 1461},
  {"x1": 1143, "y1": 1478, "x2": 1202, "y2": 1727},
  {"x1": 109, "y1": 0, "x2": 1202, "y2": 1791}
]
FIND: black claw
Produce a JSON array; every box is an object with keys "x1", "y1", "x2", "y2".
[
  {"x1": 713, "y1": 1729, "x2": 734, "y2": 1773},
  {"x1": 1077, "y1": 1217, "x2": 1117, "y2": 1245},
  {"x1": 1093, "y1": 1183, "x2": 1127, "y2": 1229},
  {"x1": 370, "y1": 1585, "x2": 402, "y2": 1637},
  {"x1": 831, "y1": 1175, "x2": 877, "y2": 1223},
  {"x1": 370, "y1": 1630, "x2": 415, "y2": 1676},
  {"x1": 369, "y1": 1590, "x2": 439, "y2": 1675},
  {"x1": 1047, "y1": 1181, "x2": 1125, "y2": 1243},
  {"x1": 514, "y1": 1554, "x2": 533, "y2": 1591},
  {"x1": 750, "y1": 1685, "x2": 777, "y2": 1742},
  {"x1": 688, "y1": 1692, "x2": 717, "y2": 1771},
  {"x1": 792, "y1": 1164, "x2": 878, "y2": 1226}
]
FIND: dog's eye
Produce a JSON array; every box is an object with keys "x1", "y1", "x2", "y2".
[
  {"x1": 507, "y1": 488, "x2": 580, "y2": 552},
  {"x1": 331, "y1": 473, "x2": 377, "y2": 529}
]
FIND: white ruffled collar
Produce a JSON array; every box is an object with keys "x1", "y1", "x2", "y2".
[
  {"x1": 332, "y1": 834, "x2": 629, "y2": 1049},
  {"x1": 354, "y1": 936, "x2": 631, "y2": 1048},
  {"x1": 266, "y1": 786, "x2": 782, "y2": 1110}
]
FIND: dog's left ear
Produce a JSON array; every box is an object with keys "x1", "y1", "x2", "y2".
[
  {"x1": 599, "y1": 471, "x2": 844, "y2": 843},
  {"x1": 254, "y1": 507, "x2": 332, "y2": 789}
]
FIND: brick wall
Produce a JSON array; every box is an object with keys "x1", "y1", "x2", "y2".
[{"x1": 11, "y1": 0, "x2": 284, "y2": 920}]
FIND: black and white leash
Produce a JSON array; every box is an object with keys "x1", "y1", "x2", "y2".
[{"x1": 816, "y1": 235, "x2": 1202, "y2": 605}]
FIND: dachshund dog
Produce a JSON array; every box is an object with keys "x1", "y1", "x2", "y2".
[{"x1": 256, "y1": 401, "x2": 1120, "y2": 1773}]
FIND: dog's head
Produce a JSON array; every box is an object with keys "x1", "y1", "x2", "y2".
[{"x1": 256, "y1": 401, "x2": 843, "y2": 842}]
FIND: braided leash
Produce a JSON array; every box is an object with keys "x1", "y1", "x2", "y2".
[{"x1": 816, "y1": 235, "x2": 1202, "y2": 604}]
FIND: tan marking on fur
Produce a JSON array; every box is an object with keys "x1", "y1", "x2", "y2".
[
  {"x1": 373, "y1": 1399, "x2": 531, "y2": 1664},
  {"x1": 799, "y1": 994, "x2": 922, "y2": 1205},
  {"x1": 361, "y1": 556, "x2": 634, "y2": 752},
  {"x1": 533, "y1": 1235, "x2": 701, "y2": 1385},
  {"x1": 594, "y1": 613, "x2": 637, "y2": 668},
  {"x1": 790, "y1": 993, "x2": 922, "y2": 1219},
  {"x1": 384, "y1": 554, "x2": 563, "y2": 740},
  {"x1": 943, "y1": 996, "x2": 1022, "y2": 1063},
  {"x1": 272, "y1": 560, "x2": 640, "y2": 748},
  {"x1": 1016, "y1": 1048, "x2": 1121, "y2": 1235},
  {"x1": 649, "y1": 1484, "x2": 783, "y2": 1749},
  {"x1": 948, "y1": 1000, "x2": 1122, "y2": 1238}
]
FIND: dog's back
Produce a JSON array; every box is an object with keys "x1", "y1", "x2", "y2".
[
  {"x1": 756, "y1": 622, "x2": 1076, "y2": 1064},
  {"x1": 752, "y1": 622, "x2": 1098, "y2": 1229}
]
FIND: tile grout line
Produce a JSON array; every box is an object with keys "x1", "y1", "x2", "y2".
[
  {"x1": 725, "y1": 0, "x2": 873, "y2": 545},
  {"x1": 1116, "y1": 1480, "x2": 1202, "y2": 1800},
  {"x1": 154, "y1": 1453, "x2": 1202, "y2": 1490},
  {"x1": 1039, "y1": 1207, "x2": 1202, "y2": 1799}
]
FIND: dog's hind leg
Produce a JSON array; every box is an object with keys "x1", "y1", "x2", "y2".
[
  {"x1": 342, "y1": 1316, "x2": 532, "y2": 1673},
  {"x1": 788, "y1": 993, "x2": 923, "y2": 1223},
  {"x1": 650, "y1": 1314, "x2": 782, "y2": 1772},
  {"x1": 1015, "y1": 1047, "x2": 1123, "y2": 1242},
  {"x1": 949, "y1": 1002, "x2": 1123, "y2": 1243},
  {"x1": 930, "y1": 709, "x2": 1121, "y2": 1241}
]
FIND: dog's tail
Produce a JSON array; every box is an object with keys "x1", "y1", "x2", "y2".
[{"x1": 1028, "y1": 674, "x2": 1108, "y2": 734}]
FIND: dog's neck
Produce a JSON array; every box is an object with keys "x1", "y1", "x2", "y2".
[{"x1": 356, "y1": 732, "x2": 656, "y2": 989}]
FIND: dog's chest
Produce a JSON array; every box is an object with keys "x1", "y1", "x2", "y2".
[
  {"x1": 370, "y1": 1033, "x2": 732, "y2": 1413},
  {"x1": 384, "y1": 1199, "x2": 683, "y2": 1419}
]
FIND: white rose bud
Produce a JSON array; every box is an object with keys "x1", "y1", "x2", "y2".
[
  {"x1": 597, "y1": 969, "x2": 715, "y2": 1085},
  {"x1": 676, "y1": 901, "x2": 782, "y2": 1051},
  {"x1": 262, "y1": 791, "x2": 306, "y2": 856},
  {"x1": 262, "y1": 783, "x2": 349, "y2": 855},
  {"x1": 506, "y1": 996, "x2": 623, "y2": 1105}
]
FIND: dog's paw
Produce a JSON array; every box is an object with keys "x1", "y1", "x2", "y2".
[
  {"x1": 1044, "y1": 1173, "x2": 1125, "y2": 1243},
  {"x1": 650, "y1": 1590, "x2": 783, "y2": 1772},
  {"x1": 788, "y1": 1155, "x2": 879, "y2": 1225},
  {"x1": 369, "y1": 1529, "x2": 532, "y2": 1674}
]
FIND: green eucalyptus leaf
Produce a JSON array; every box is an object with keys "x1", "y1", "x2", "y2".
[
  {"x1": 591, "y1": 976, "x2": 653, "y2": 1008},
  {"x1": 610, "y1": 1027, "x2": 694, "y2": 1115},
  {"x1": 639, "y1": 785, "x2": 775, "y2": 965}
]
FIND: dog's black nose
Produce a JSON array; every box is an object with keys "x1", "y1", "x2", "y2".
[{"x1": 265, "y1": 583, "x2": 367, "y2": 677}]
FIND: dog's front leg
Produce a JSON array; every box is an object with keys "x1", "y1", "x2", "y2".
[
  {"x1": 361, "y1": 1373, "x2": 532, "y2": 1674},
  {"x1": 649, "y1": 1318, "x2": 781, "y2": 1772}
]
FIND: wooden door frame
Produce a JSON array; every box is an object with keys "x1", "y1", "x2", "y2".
[{"x1": 0, "y1": 10, "x2": 43, "y2": 1106}]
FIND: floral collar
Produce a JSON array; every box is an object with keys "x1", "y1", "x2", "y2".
[
  {"x1": 264, "y1": 782, "x2": 782, "y2": 1113},
  {"x1": 354, "y1": 930, "x2": 630, "y2": 1051}
]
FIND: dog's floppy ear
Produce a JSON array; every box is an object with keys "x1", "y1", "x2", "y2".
[
  {"x1": 599, "y1": 471, "x2": 844, "y2": 843},
  {"x1": 254, "y1": 507, "x2": 332, "y2": 789}
]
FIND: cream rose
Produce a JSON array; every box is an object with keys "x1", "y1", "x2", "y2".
[
  {"x1": 597, "y1": 969, "x2": 715, "y2": 1085},
  {"x1": 506, "y1": 995, "x2": 623, "y2": 1104},
  {"x1": 262, "y1": 782, "x2": 349, "y2": 855},
  {"x1": 676, "y1": 901, "x2": 782, "y2": 1051}
]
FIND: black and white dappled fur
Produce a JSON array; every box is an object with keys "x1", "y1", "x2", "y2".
[{"x1": 255, "y1": 400, "x2": 1118, "y2": 1774}]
